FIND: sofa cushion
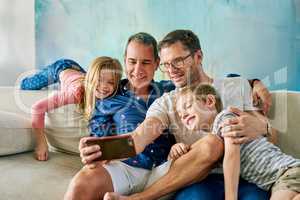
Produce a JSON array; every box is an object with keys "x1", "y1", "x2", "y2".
[
  {"x1": 269, "y1": 91, "x2": 300, "y2": 158},
  {"x1": 45, "y1": 104, "x2": 89, "y2": 154},
  {"x1": 0, "y1": 87, "x2": 89, "y2": 155},
  {"x1": 0, "y1": 111, "x2": 35, "y2": 156}
]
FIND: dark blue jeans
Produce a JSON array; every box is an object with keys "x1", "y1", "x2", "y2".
[{"x1": 174, "y1": 174, "x2": 269, "y2": 200}]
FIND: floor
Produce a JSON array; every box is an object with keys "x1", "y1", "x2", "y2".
[{"x1": 0, "y1": 151, "x2": 82, "y2": 200}]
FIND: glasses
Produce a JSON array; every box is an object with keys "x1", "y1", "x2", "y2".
[{"x1": 159, "y1": 53, "x2": 192, "y2": 73}]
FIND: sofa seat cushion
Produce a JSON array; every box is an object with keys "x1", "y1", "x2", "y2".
[
  {"x1": 45, "y1": 104, "x2": 89, "y2": 154},
  {"x1": 0, "y1": 111, "x2": 35, "y2": 156}
]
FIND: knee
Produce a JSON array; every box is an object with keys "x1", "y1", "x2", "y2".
[
  {"x1": 64, "y1": 169, "x2": 97, "y2": 200},
  {"x1": 193, "y1": 134, "x2": 224, "y2": 164}
]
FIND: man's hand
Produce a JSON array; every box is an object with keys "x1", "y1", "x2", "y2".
[
  {"x1": 79, "y1": 137, "x2": 102, "y2": 168},
  {"x1": 168, "y1": 143, "x2": 190, "y2": 160},
  {"x1": 221, "y1": 107, "x2": 267, "y2": 144},
  {"x1": 252, "y1": 80, "x2": 272, "y2": 115}
]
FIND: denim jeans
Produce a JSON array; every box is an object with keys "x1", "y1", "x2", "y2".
[{"x1": 174, "y1": 173, "x2": 269, "y2": 200}]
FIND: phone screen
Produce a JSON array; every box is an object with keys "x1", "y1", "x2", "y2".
[{"x1": 86, "y1": 135, "x2": 136, "y2": 160}]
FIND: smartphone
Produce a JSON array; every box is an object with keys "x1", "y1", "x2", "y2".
[{"x1": 85, "y1": 134, "x2": 136, "y2": 161}]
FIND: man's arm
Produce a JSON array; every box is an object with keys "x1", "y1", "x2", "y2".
[
  {"x1": 268, "y1": 128, "x2": 278, "y2": 145},
  {"x1": 79, "y1": 116, "x2": 165, "y2": 164},
  {"x1": 223, "y1": 137, "x2": 240, "y2": 200},
  {"x1": 250, "y1": 79, "x2": 272, "y2": 115},
  {"x1": 131, "y1": 117, "x2": 166, "y2": 153},
  {"x1": 221, "y1": 108, "x2": 268, "y2": 144},
  {"x1": 221, "y1": 77, "x2": 273, "y2": 144},
  {"x1": 132, "y1": 92, "x2": 171, "y2": 153},
  {"x1": 225, "y1": 75, "x2": 272, "y2": 115}
]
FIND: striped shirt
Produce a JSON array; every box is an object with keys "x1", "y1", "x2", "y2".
[{"x1": 213, "y1": 110, "x2": 300, "y2": 190}]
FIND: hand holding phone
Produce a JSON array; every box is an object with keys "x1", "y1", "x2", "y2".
[{"x1": 85, "y1": 134, "x2": 136, "y2": 161}]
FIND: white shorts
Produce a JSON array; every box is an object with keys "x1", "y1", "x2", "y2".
[
  {"x1": 145, "y1": 160, "x2": 172, "y2": 187},
  {"x1": 104, "y1": 160, "x2": 173, "y2": 198},
  {"x1": 146, "y1": 160, "x2": 174, "y2": 200},
  {"x1": 103, "y1": 161, "x2": 150, "y2": 195}
]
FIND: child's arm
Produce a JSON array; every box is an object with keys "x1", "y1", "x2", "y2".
[
  {"x1": 32, "y1": 91, "x2": 80, "y2": 127},
  {"x1": 168, "y1": 143, "x2": 190, "y2": 161},
  {"x1": 32, "y1": 128, "x2": 48, "y2": 160},
  {"x1": 31, "y1": 91, "x2": 82, "y2": 161},
  {"x1": 223, "y1": 137, "x2": 240, "y2": 200}
]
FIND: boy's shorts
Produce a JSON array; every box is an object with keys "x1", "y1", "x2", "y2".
[
  {"x1": 272, "y1": 166, "x2": 300, "y2": 193},
  {"x1": 103, "y1": 160, "x2": 173, "y2": 198}
]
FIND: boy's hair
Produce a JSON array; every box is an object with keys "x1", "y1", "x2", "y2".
[
  {"x1": 158, "y1": 29, "x2": 202, "y2": 54},
  {"x1": 178, "y1": 84, "x2": 223, "y2": 113},
  {"x1": 82, "y1": 56, "x2": 123, "y2": 120},
  {"x1": 124, "y1": 32, "x2": 159, "y2": 60}
]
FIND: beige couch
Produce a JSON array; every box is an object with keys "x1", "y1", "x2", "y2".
[
  {"x1": 0, "y1": 87, "x2": 299, "y2": 200},
  {"x1": 0, "y1": 87, "x2": 88, "y2": 200}
]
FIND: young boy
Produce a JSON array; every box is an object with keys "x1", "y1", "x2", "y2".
[{"x1": 173, "y1": 84, "x2": 300, "y2": 200}]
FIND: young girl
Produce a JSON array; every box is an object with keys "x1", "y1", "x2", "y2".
[
  {"x1": 174, "y1": 84, "x2": 300, "y2": 200},
  {"x1": 21, "y1": 57, "x2": 122, "y2": 161}
]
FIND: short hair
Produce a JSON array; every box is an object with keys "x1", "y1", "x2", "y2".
[
  {"x1": 124, "y1": 32, "x2": 159, "y2": 60},
  {"x1": 158, "y1": 29, "x2": 201, "y2": 54},
  {"x1": 177, "y1": 84, "x2": 223, "y2": 113}
]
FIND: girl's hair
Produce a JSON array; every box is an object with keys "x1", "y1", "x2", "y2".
[
  {"x1": 81, "y1": 56, "x2": 123, "y2": 120},
  {"x1": 176, "y1": 83, "x2": 223, "y2": 113}
]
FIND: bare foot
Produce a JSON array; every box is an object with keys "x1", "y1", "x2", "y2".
[
  {"x1": 103, "y1": 192, "x2": 130, "y2": 200},
  {"x1": 35, "y1": 142, "x2": 49, "y2": 161}
]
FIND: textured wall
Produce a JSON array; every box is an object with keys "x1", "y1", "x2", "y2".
[
  {"x1": 0, "y1": 0, "x2": 35, "y2": 86},
  {"x1": 35, "y1": 0, "x2": 299, "y2": 90}
]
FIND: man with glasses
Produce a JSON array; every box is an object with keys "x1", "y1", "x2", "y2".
[
  {"x1": 72, "y1": 30, "x2": 272, "y2": 200},
  {"x1": 159, "y1": 53, "x2": 193, "y2": 72}
]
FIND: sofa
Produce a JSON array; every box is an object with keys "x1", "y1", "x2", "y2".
[
  {"x1": 0, "y1": 87, "x2": 88, "y2": 200},
  {"x1": 0, "y1": 87, "x2": 299, "y2": 200}
]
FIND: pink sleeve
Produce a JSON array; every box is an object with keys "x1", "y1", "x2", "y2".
[{"x1": 31, "y1": 90, "x2": 82, "y2": 129}]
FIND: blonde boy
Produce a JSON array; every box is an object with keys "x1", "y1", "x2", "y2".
[{"x1": 174, "y1": 84, "x2": 300, "y2": 200}]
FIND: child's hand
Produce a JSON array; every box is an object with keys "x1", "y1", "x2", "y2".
[
  {"x1": 35, "y1": 142, "x2": 49, "y2": 161},
  {"x1": 168, "y1": 143, "x2": 190, "y2": 161}
]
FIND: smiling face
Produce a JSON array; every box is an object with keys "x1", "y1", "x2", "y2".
[
  {"x1": 176, "y1": 92, "x2": 217, "y2": 131},
  {"x1": 159, "y1": 41, "x2": 202, "y2": 88},
  {"x1": 95, "y1": 69, "x2": 116, "y2": 99},
  {"x1": 124, "y1": 41, "x2": 159, "y2": 90}
]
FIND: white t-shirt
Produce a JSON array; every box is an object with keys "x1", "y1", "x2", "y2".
[{"x1": 146, "y1": 77, "x2": 256, "y2": 145}]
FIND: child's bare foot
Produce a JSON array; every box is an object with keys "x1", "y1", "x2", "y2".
[
  {"x1": 103, "y1": 192, "x2": 129, "y2": 200},
  {"x1": 35, "y1": 142, "x2": 49, "y2": 161}
]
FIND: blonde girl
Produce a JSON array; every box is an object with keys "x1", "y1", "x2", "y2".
[{"x1": 21, "y1": 57, "x2": 122, "y2": 161}]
